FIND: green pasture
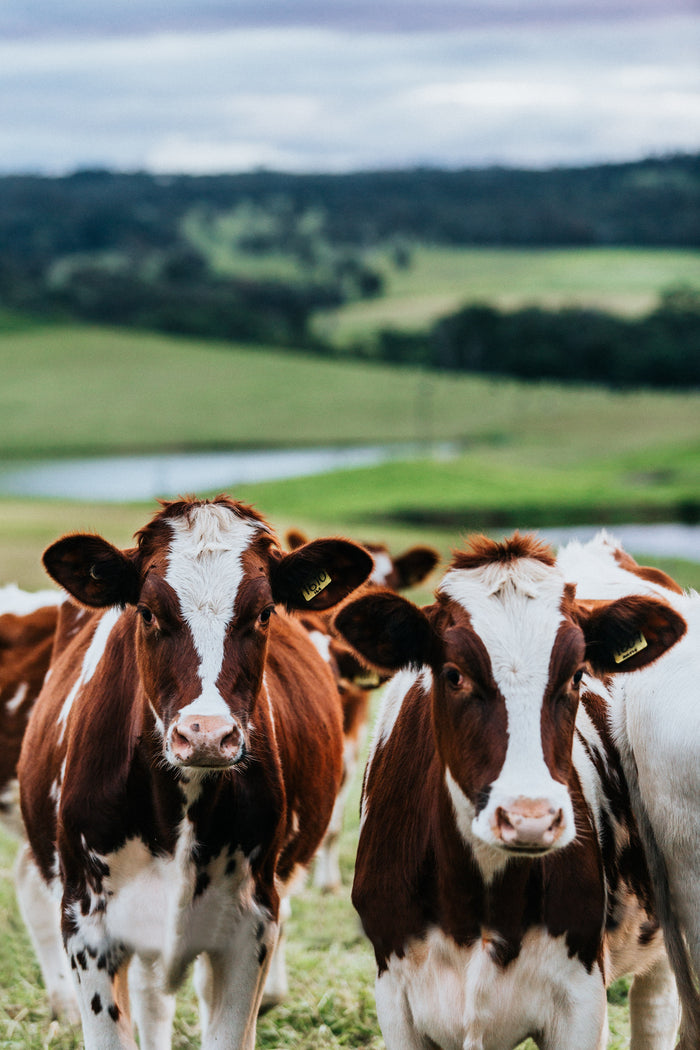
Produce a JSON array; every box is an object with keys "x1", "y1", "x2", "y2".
[
  {"x1": 1, "y1": 322, "x2": 700, "y2": 463},
  {"x1": 0, "y1": 320, "x2": 699, "y2": 591},
  {"x1": 312, "y1": 245, "x2": 700, "y2": 349}
]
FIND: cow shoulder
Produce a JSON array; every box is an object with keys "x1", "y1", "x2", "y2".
[{"x1": 352, "y1": 671, "x2": 441, "y2": 965}]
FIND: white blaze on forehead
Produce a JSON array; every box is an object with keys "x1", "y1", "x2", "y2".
[
  {"x1": 440, "y1": 558, "x2": 573, "y2": 836},
  {"x1": 165, "y1": 505, "x2": 263, "y2": 718},
  {"x1": 370, "y1": 551, "x2": 394, "y2": 586}
]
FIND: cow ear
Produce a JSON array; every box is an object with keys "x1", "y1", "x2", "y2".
[
  {"x1": 578, "y1": 595, "x2": 687, "y2": 675},
  {"x1": 270, "y1": 538, "x2": 373, "y2": 612},
  {"x1": 43, "y1": 534, "x2": 141, "y2": 608},
  {"x1": 284, "y1": 529, "x2": 308, "y2": 551},
  {"x1": 334, "y1": 591, "x2": 434, "y2": 674},
  {"x1": 392, "y1": 546, "x2": 440, "y2": 590}
]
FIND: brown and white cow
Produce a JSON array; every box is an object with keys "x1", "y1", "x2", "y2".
[
  {"x1": 286, "y1": 529, "x2": 439, "y2": 891},
  {"x1": 0, "y1": 585, "x2": 86, "y2": 1021},
  {"x1": 0, "y1": 585, "x2": 63, "y2": 832},
  {"x1": 17, "y1": 497, "x2": 372, "y2": 1050},
  {"x1": 334, "y1": 533, "x2": 687, "y2": 1050}
]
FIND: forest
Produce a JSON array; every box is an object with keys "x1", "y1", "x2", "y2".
[{"x1": 0, "y1": 153, "x2": 698, "y2": 385}]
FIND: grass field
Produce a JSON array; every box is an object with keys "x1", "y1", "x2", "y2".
[{"x1": 312, "y1": 245, "x2": 700, "y2": 349}]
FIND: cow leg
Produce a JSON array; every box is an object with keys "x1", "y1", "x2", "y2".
[
  {"x1": 628, "y1": 953, "x2": 680, "y2": 1050},
  {"x1": 198, "y1": 909, "x2": 278, "y2": 1050},
  {"x1": 64, "y1": 925, "x2": 137, "y2": 1050},
  {"x1": 314, "y1": 721, "x2": 367, "y2": 893},
  {"x1": 128, "y1": 955, "x2": 176, "y2": 1050},
  {"x1": 539, "y1": 978, "x2": 608, "y2": 1050},
  {"x1": 374, "y1": 972, "x2": 436, "y2": 1050},
  {"x1": 260, "y1": 895, "x2": 291, "y2": 1011},
  {"x1": 13, "y1": 844, "x2": 80, "y2": 1024},
  {"x1": 313, "y1": 781, "x2": 347, "y2": 893}
]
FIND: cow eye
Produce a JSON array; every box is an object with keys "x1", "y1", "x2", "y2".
[
  {"x1": 572, "y1": 668, "x2": 584, "y2": 688},
  {"x1": 443, "y1": 665, "x2": 463, "y2": 689},
  {"x1": 258, "y1": 605, "x2": 275, "y2": 626},
  {"x1": 138, "y1": 605, "x2": 155, "y2": 626}
]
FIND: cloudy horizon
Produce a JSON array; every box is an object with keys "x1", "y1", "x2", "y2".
[{"x1": 2, "y1": 0, "x2": 698, "y2": 176}]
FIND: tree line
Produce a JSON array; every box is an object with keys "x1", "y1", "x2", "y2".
[{"x1": 0, "y1": 156, "x2": 698, "y2": 385}]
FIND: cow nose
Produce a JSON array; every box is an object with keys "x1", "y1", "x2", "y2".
[
  {"x1": 170, "y1": 714, "x2": 244, "y2": 767},
  {"x1": 494, "y1": 798, "x2": 565, "y2": 851}
]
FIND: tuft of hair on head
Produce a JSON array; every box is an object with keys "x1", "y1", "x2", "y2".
[{"x1": 450, "y1": 532, "x2": 555, "y2": 573}]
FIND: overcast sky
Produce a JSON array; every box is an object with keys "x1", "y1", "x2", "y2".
[{"x1": 2, "y1": 0, "x2": 698, "y2": 175}]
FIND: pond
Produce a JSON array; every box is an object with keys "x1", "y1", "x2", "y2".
[
  {"x1": 0, "y1": 447, "x2": 697, "y2": 562},
  {"x1": 0, "y1": 444, "x2": 439, "y2": 503}
]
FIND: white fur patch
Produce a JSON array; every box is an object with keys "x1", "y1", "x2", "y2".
[
  {"x1": 5, "y1": 682, "x2": 28, "y2": 714},
  {"x1": 308, "y1": 629, "x2": 332, "y2": 663},
  {"x1": 57, "y1": 607, "x2": 122, "y2": 737},
  {"x1": 0, "y1": 584, "x2": 63, "y2": 615},
  {"x1": 370, "y1": 551, "x2": 394, "y2": 587},
  {"x1": 377, "y1": 925, "x2": 607, "y2": 1050}
]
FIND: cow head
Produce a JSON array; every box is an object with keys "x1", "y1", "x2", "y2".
[
  {"x1": 43, "y1": 497, "x2": 372, "y2": 776},
  {"x1": 335, "y1": 533, "x2": 686, "y2": 858}
]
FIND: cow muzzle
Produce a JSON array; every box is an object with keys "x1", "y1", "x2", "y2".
[
  {"x1": 169, "y1": 714, "x2": 245, "y2": 769},
  {"x1": 492, "y1": 797, "x2": 566, "y2": 853}
]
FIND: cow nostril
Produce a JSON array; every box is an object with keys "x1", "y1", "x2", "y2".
[
  {"x1": 495, "y1": 807, "x2": 514, "y2": 832},
  {"x1": 172, "y1": 728, "x2": 191, "y2": 752},
  {"x1": 191, "y1": 722, "x2": 200, "y2": 733}
]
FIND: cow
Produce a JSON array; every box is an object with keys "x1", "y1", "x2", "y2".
[
  {"x1": 0, "y1": 585, "x2": 87, "y2": 1021},
  {"x1": 0, "y1": 585, "x2": 63, "y2": 832},
  {"x1": 17, "y1": 496, "x2": 373, "y2": 1050},
  {"x1": 333, "y1": 532, "x2": 688, "y2": 1050},
  {"x1": 285, "y1": 529, "x2": 439, "y2": 891},
  {"x1": 556, "y1": 530, "x2": 700, "y2": 1049}
]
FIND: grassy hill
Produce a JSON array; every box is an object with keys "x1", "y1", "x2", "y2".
[
  {"x1": 2, "y1": 322, "x2": 700, "y2": 462},
  {"x1": 313, "y1": 245, "x2": 700, "y2": 349},
  {"x1": 0, "y1": 320, "x2": 699, "y2": 591}
]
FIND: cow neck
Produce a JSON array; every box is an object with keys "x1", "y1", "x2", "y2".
[
  {"x1": 135, "y1": 691, "x2": 283, "y2": 871},
  {"x1": 433, "y1": 768, "x2": 606, "y2": 972}
]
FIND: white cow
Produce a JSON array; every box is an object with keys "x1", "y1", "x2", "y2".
[{"x1": 557, "y1": 530, "x2": 700, "y2": 1049}]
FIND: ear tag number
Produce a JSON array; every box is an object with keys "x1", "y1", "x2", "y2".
[
  {"x1": 614, "y1": 632, "x2": 648, "y2": 664},
  {"x1": 302, "y1": 570, "x2": 332, "y2": 602}
]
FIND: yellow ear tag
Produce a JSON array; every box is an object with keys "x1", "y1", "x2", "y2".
[
  {"x1": 302, "y1": 570, "x2": 332, "y2": 602},
  {"x1": 353, "y1": 671, "x2": 382, "y2": 689},
  {"x1": 614, "y1": 632, "x2": 648, "y2": 664}
]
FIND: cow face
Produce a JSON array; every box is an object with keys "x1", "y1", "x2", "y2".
[
  {"x1": 43, "y1": 498, "x2": 372, "y2": 777},
  {"x1": 335, "y1": 534, "x2": 686, "y2": 858}
]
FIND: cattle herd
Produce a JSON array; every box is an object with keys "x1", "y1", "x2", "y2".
[{"x1": 0, "y1": 494, "x2": 698, "y2": 1050}]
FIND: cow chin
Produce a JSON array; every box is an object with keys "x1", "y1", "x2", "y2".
[{"x1": 168, "y1": 742, "x2": 247, "y2": 780}]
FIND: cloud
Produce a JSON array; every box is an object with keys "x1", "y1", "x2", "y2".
[
  {"x1": 0, "y1": 8, "x2": 698, "y2": 174},
  {"x1": 2, "y1": 0, "x2": 695, "y2": 38}
]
